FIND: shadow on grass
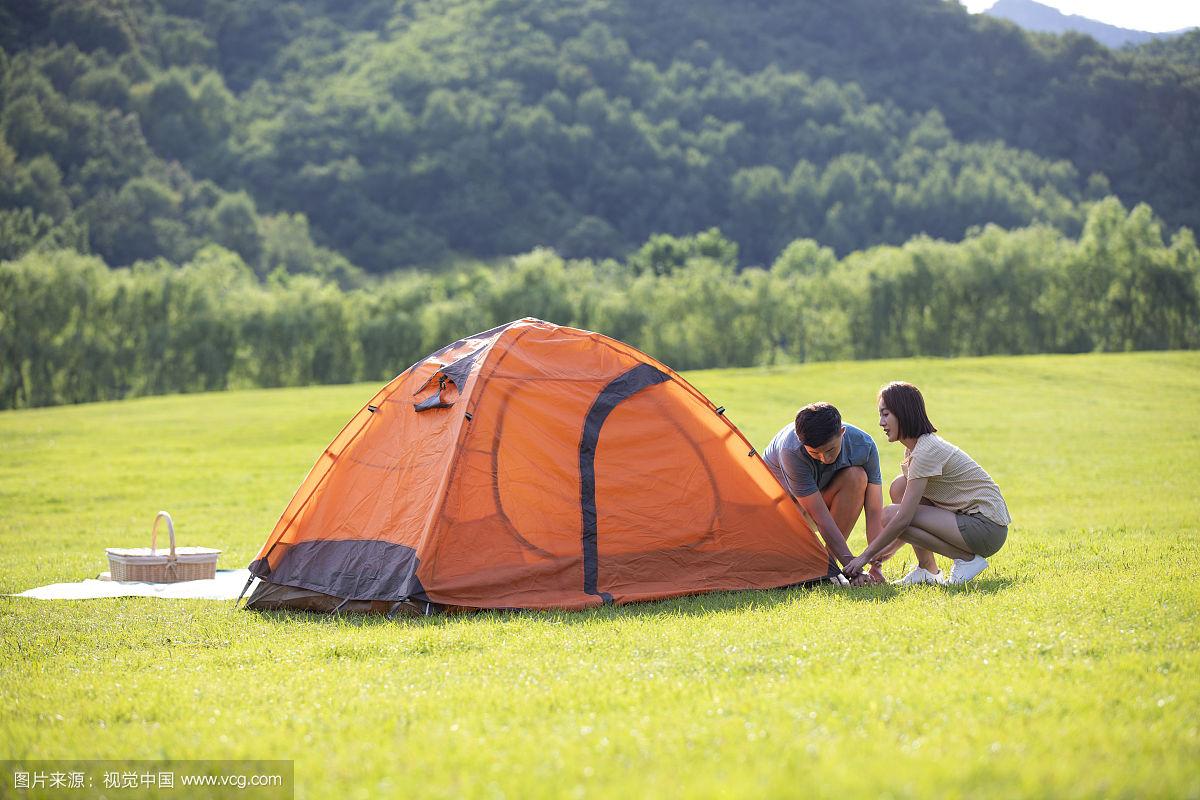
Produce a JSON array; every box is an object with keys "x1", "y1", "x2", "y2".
[
  {"x1": 246, "y1": 575, "x2": 1017, "y2": 628},
  {"x1": 949, "y1": 575, "x2": 1015, "y2": 594},
  {"x1": 249, "y1": 587, "x2": 813, "y2": 628},
  {"x1": 830, "y1": 575, "x2": 1017, "y2": 602}
]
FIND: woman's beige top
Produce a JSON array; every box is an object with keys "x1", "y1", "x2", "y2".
[{"x1": 901, "y1": 434, "x2": 1011, "y2": 526}]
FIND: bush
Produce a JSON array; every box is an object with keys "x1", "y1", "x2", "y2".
[{"x1": 2, "y1": 198, "x2": 1196, "y2": 409}]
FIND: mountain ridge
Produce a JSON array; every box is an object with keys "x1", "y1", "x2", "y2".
[{"x1": 983, "y1": 0, "x2": 1191, "y2": 48}]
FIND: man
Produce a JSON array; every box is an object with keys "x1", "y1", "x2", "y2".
[{"x1": 762, "y1": 402, "x2": 886, "y2": 584}]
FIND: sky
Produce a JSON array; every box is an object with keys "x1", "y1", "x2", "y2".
[{"x1": 960, "y1": 1, "x2": 1200, "y2": 32}]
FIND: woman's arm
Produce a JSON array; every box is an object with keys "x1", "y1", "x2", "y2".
[
  {"x1": 863, "y1": 482, "x2": 883, "y2": 551},
  {"x1": 844, "y1": 476, "x2": 927, "y2": 576},
  {"x1": 862, "y1": 482, "x2": 886, "y2": 580}
]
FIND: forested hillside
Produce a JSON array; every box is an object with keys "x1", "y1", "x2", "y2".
[
  {"x1": 2, "y1": 0, "x2": 1199, "y2": 410},
  {"x1": 2, "y1": 0, "x2": 1198, "y2": 271}
]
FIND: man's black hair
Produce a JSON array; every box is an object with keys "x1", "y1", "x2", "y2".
[{"x1": 794, "y1": 402, "x2": 842, "y2": 447}]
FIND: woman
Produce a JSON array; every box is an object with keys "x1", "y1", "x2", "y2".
[{"x1": 844, "y1": 381, "x2": 1010, "y2": 585}]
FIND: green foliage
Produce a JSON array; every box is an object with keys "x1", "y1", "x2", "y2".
[
  {"x1": 771, "y1": 238, "x2": 838, "y2": 279},
  {"x1": 0, "y1": 246, "x2": 355, "y2": 408},
  {"x1": 2, "y1": 0, "x2": 1197, "y2": 271},
  {"x1": 47, "y1": 1, "x2": 134, "y2": 55},
  {"x1": 257, "y1": 212, "x2": 361, "y2": 285},
  {"x1": 0, "y1": 207, "x2": 56, "y2": 260},
  {"x1": 3, "y1": 200, "x2": 1197, "y2": 410},
  {"x1": 1130, "y1": 28, "x2": 1200, "y2": 65},
  {"x1": 0, "y1": 44, "x2": 246, "y2": 269},
  {"x1": 209, "y1": 191, "x2": 262, "y2": 265},
  {"x1": 628, "y1": 228, "x2": 739, "y2": 277}
]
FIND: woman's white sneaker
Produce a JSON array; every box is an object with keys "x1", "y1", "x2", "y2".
[
  {"x1": 948, "y1": 555, "x2": 989, "y2": 584},
  {"x1": 893, "y1": 567, "x2": 946, "y2": 586}
]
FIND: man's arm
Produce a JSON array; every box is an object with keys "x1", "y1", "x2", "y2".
[
  {"x1": 774, "y1": 445, "x2": 855, "y2": 567},
  {"x1": 796, "y1": 491, "x2": 855, "y2": 567}
]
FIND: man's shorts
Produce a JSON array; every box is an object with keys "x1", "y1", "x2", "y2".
[{"x1": 956, "y1": 512, "x2": 1008, "y2": 558}]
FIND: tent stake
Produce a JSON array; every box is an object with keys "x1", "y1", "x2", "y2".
[{"x1": 233, "y1": 573, "x2": 255, "y2": 611}]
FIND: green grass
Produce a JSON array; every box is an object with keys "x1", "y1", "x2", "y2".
[{"x1": 2, "y1": 351, "x2": 1198, "y2": 799}]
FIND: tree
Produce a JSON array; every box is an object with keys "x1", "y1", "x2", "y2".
[{"x1": 210, "y1": 191, "x2": 262, "y2": 266}]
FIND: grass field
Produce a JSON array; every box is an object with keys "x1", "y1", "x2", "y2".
[{"x1": 2, "y1": 351, "x2": 1198, "y2": 799}]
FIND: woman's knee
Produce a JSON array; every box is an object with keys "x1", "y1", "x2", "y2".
[{"x1": 889, "y1": 475, "x2": 906, "y2": 503}]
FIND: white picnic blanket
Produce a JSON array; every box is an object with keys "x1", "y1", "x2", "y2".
[{"x1": 12, "y1": 569, "x2": 256, "y2": 600}]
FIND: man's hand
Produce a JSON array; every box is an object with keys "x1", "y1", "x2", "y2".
[{"x1": 843, "y1": 554, "x2": 868, "y2": 578}]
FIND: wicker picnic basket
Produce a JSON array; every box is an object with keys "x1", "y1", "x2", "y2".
[{"x1": 106, "y1": 511, "x2": 220, "y2": 583}]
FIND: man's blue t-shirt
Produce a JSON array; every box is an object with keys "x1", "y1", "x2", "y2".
[{"x1": 762, "y1": 422, "x2": 882, "y2": 498}]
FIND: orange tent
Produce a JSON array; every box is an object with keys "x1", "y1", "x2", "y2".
[{"x1": 246, "y1": 319, "x2": 836, "y2": 613}]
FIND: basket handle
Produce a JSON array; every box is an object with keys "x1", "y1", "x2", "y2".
[{"x1": 150, "y1": 511, "x2": 177, "y2": 559}]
